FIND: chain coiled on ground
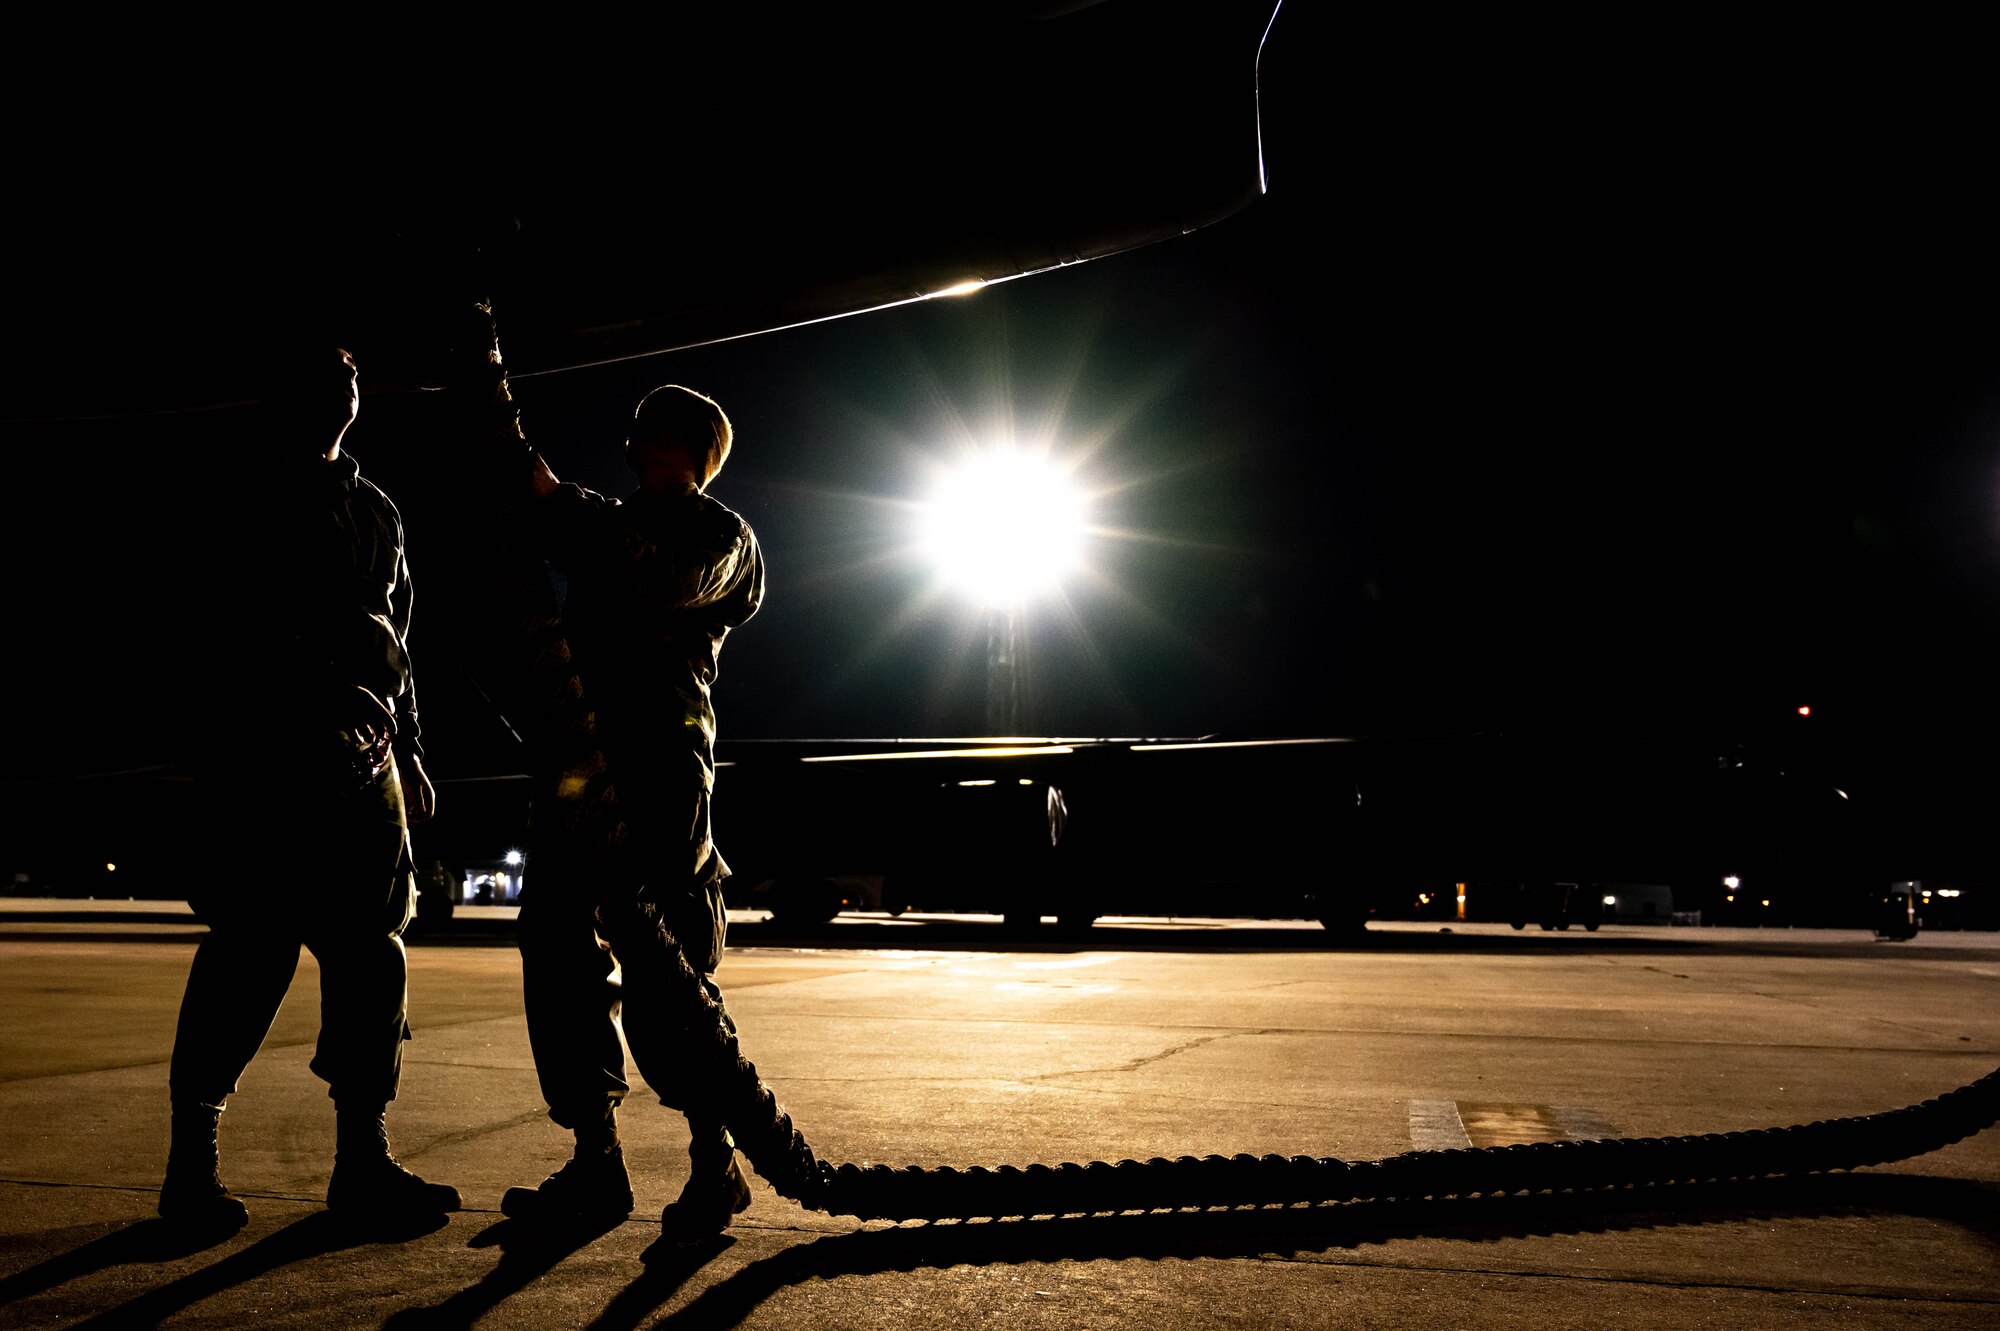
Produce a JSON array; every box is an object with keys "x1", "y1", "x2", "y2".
[{"x1": 643, "y1": 907, "x2": 1999, "y2": 1221}]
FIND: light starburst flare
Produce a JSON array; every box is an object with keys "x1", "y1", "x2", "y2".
[{"x1": 916, "y1": 448, "x2": 1090, "y2": 607}]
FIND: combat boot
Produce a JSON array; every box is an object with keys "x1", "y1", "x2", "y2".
[
  {"x1": 501, "y1": 1101, "x2": 634, "y2": 1224},
  {"x1": 658, "y1": 1119, "x2": 750, "y2": 1244},
  {"x1": 158, "y1": 1101, "x2": 249, "y2": 1228},
  {"x1": 325, "y1": 1102, "x2": 461, "y2": 1215}
]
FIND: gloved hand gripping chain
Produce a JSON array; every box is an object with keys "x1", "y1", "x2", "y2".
[{"x1": 457, "y1": 300, "x2": 2000, "y2": 1224}]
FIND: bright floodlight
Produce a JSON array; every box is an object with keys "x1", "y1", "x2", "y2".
[{"x1": 919, "y1": 450, "x2": 1087, "y2": 605}]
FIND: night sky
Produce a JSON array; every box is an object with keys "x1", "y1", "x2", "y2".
[
  {"x1": 5, "y1": 7, "x2": 1998, "y2": 860},
  {"x1": 386, "y1": 13, "x2": 2000, "y2": 777}
]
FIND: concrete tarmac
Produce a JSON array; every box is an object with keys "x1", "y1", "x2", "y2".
[{"x1": 1, "y1": 903, "x2": 1996, "y2": 1329}]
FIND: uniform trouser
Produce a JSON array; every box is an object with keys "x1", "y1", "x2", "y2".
[
  {"x1": 517, "y1": 839, "x2": 732, "y2": 1130},
  {"x1": 168, "y1": 750, "x2": 417, "y2": 1109}
]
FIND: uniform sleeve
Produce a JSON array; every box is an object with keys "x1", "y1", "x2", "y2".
[
  {"x1": 392, "y1": 536, "x2": 424, "y2": 762},
  {"x1": 639, "y1": 510, "x2": 761, "y2": 612},
  {"x1": 538, "y1": 486, "x2": 761, "y2": 617}
]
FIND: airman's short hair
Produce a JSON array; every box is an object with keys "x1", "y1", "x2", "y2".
[{"x1": 633, "y1": 384, "x2": 733, "y2": 486}]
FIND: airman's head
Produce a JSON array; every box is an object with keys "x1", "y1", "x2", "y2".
[{"x1": 628, "y1": 384, "x2": 732, "y2": 491}]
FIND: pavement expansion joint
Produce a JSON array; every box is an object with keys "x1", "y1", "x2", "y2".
[
  {"x1": 393, "y1": 1108, "x2": 551, "y2": 1157},
  {"x1": 1001, "y1": 1078, "x2": 1351, "y2": 1115},
  {"x1": 1030, "y1": 1030, "x2": 1272, "y2": 1080}
]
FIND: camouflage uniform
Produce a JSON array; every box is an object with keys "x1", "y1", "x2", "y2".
[
  {"x1": 169, "y1": 448, "x2": 423, "y2": 1110},
  {"x1": 515, "y1": 480, "x2": 765, "y2": 1128}
]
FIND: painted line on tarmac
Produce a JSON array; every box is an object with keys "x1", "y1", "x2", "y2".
[
  {"x1": 1409, "y1": 1100, "x2": 1621, "y2": 1150},
  {"x1": 1553, "y1": 1103, "x2": 1621, "y2": 1139},
  {"x1": 1457, "y1": 1102, "x2": 1573, "y2": 1147},
  {"x1": 1408, "y1": 1099, "x2": 1472, "y2": 1150}
]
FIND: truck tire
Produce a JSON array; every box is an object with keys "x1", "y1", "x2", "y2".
[{"x1": 771, "y1": 877, "x2": 844, "y2": 928}]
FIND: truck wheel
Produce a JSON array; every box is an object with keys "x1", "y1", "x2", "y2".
[
  {"x1": 1318, "y1": 909, "x2": 1370, "y2": 935},
  {"x1": 770, "y1": 877, "x2": 844, "y2": 927}
]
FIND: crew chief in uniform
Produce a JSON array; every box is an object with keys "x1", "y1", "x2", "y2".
[
  {"x1": 499, "y1": 383, "x2": 766, "y2": 1238},
  {"x1": 160, "y1": 346, "x2": 459, "y2": 1226}
]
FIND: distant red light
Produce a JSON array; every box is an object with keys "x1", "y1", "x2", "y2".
[{"x1": 1797, "y1": 705, "x2": 1811, "y2": 717}]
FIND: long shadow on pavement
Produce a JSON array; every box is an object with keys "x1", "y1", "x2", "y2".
[
  {"x1": 377, "y1": 1213, "x2": 653, "y2": 1331},
  {"x1": 0, "y1": 1208, "x2": 247, "y2": 1309},
  {"x1": 613, "y1": 1172, "x2": 2000, "y2": 1331},
  {"x1": 45, "y1": 1209, "x2": 447, "y2": 1330}
]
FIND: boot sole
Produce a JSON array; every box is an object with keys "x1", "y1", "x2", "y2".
[
  {"x1": 158, "y1": 1191, "x2": 250, "y2": 1230},
  {"x1": 327, "y1": 1183, "x2": 463, "y2": 1214},
  {"x1": 657, "y1": 1163, "x2": 752, "y2": 1243},
  {"x1": 500, "y1": 1184, "x2": 633, "y2": 1222}
]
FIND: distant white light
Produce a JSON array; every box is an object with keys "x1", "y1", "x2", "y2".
[
  {"x1": 918, "y1": 449, "x2": 1088, "y2": 606},
  {"x1": 504, "y1": 850, "x2": 523, "y2": 866},
  {"x1": 1602, "y1": 895, "x2": 1617, "y2": 907},
  {"x1": 1722, "y1": 875, "x2": 1741, "y2": 889},
  {"x1": 802, "y1": 745, "x2": 1075, "y2": 763},
  {"x1": 1131, "y1": 737, "x2": 1359, "y2": 752}
]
